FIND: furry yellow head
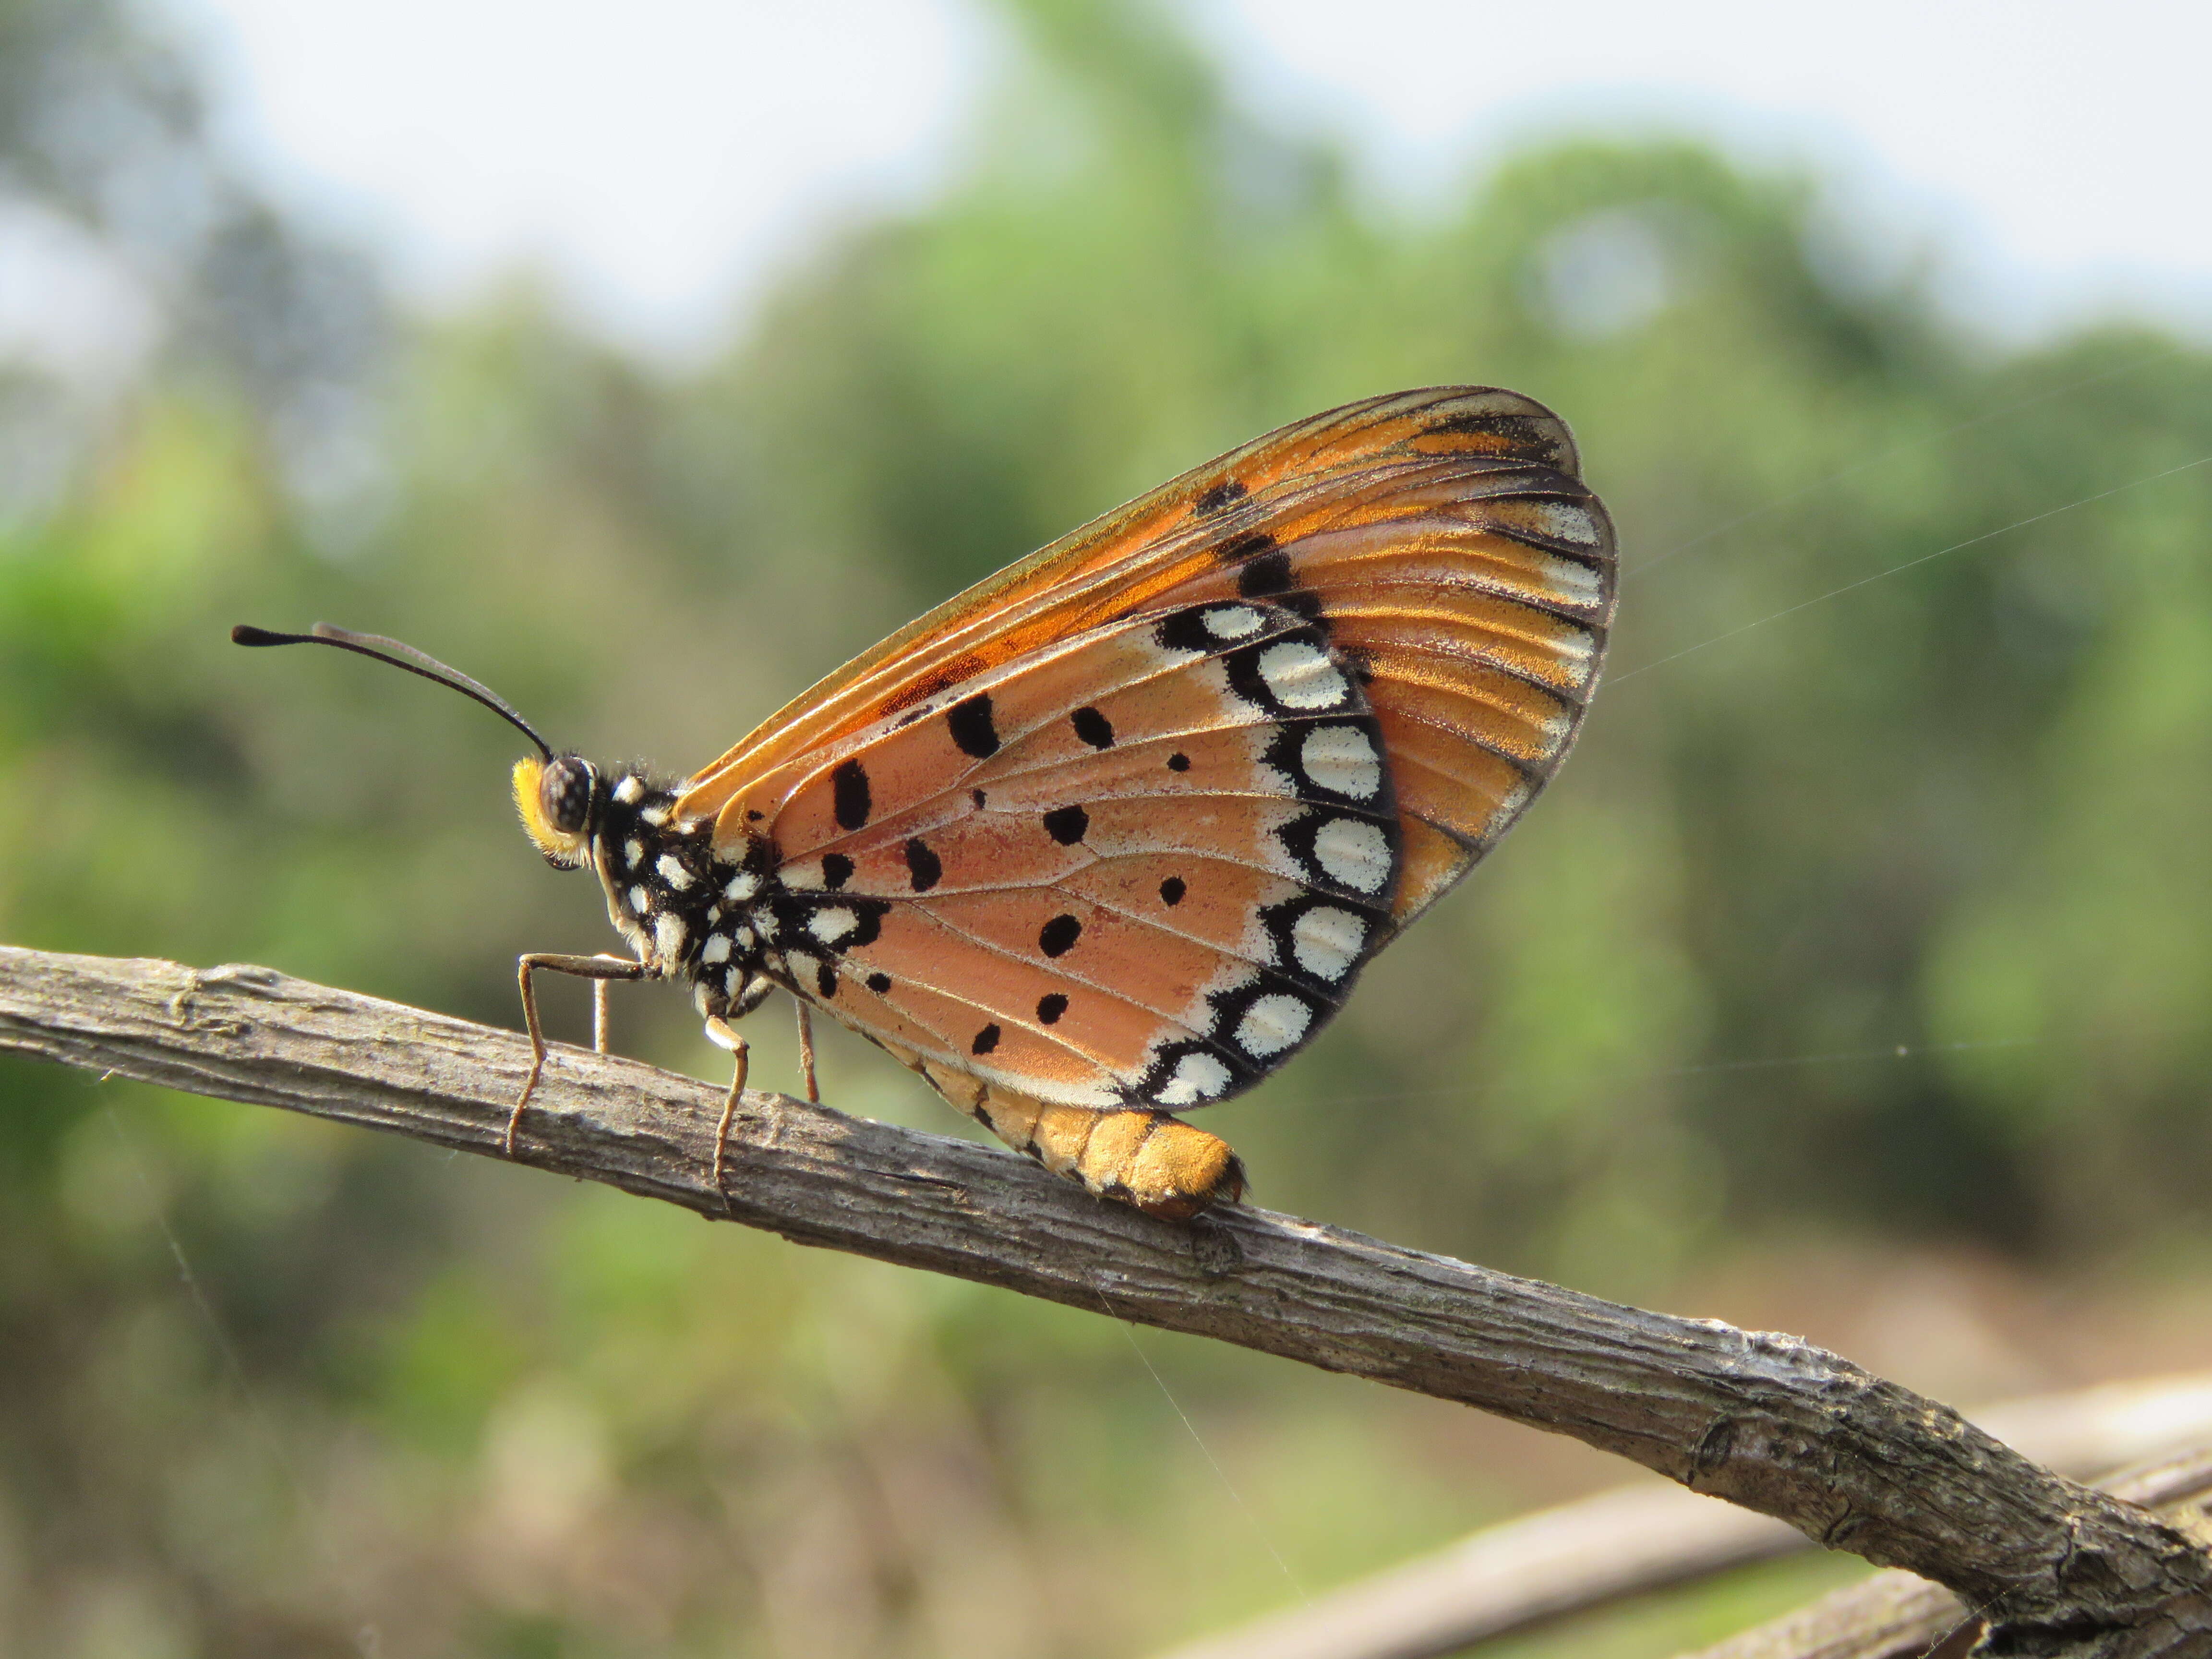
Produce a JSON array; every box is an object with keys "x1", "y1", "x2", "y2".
[{"x1": 513, "y1": 754, "x2": 597, "y2": 868}]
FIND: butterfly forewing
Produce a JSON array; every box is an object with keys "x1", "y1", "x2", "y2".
[{"x1": 672, "y1": 385, "x2": 1613, "y2": 1114}]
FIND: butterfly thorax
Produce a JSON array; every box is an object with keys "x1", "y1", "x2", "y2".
[{"x1": 517, "y1": 756, "x2": 891, "y2": 1027}]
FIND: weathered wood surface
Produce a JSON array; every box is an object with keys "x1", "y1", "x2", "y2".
[
  {"x1": 4, "y1": 945, "x2": 2209, "y2": 1657},
  {"x1": 1154, "y1": 1375, "x2": 2212, "y2": 1659},
  {"x1": 1683, "y1": 1450, "x2": 2212, "y2": 1659}
]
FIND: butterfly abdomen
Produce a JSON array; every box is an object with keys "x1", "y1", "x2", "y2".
[{"x1": 871, "y1": 1035, "x2": 1245, "y2": 1219}]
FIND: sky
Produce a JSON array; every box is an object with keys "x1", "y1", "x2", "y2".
[{"x1": 156, "y1": 0, "x2": 2212, "y2": 361}]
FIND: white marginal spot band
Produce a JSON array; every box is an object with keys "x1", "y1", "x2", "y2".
[
  {"x1": 1311, "y1": 817, "x2": 1391, "y2": 893},
  {"x1": 1256, "y1": 640, "x2": 1348, "y2": 709},
  {"x1": 1299, "y1": 725, "x2": 1381, "y2": 799},
  {"x1": 1235, "y1": 993, "x2": 1312, "y2": 1058},
  {"x1": 1291, "y1": 905, "x2": 1365, "y2": 981},
  {"x1": 1202, "y1": 604, "x2": 1266, "y2": 639},
  {"x1": 1154, "y1": 1050, "x2": 1233, "y2": 1107}
]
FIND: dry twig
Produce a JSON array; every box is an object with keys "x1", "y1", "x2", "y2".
[
  {"x1": 1153, "y1": 1375, "x2": 2212, "y2": 1659},
  {"x1": 1683, "y1": 1449, "x2": 2212, "y2": 1659},
  {"x1": 4, "y1": 944, "x2": 2210, "y2": 1658}
]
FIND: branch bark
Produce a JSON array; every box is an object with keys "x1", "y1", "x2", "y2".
[
  {"x1": 1683, "y1": 1450, "x2": 2212, "y2": 1659},
  {"x1": 4, "y1": 945, "x2": 2209, "y2": 1657},
  {"x1": 1151, "y1": 1376, "x2": 2212, "y2": 1659}
]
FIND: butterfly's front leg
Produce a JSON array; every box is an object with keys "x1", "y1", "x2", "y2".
[{"x1": 511, "y1": 952, "x2": 647, "y2": 1155}]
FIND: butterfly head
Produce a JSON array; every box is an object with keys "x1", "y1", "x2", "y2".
[{"x1": 513, "y1": 753, "x2": 599, "y2": 868}]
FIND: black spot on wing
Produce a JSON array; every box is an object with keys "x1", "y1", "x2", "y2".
[
  {"x1": 904, "y1": 837, "x2": 942, "y2": 892},
  {"x1": 1039, "y1": 914, "x2": 1082, "y2": 958},
  {"x1": 972, "y1": 1023, "x2": 1001, "y2": 1055},
  {"x1": 866, "y1": 972, "x2": 892, "y2": 994},
  {"x1": 1153, "y1": 608, "x2": 1217, "y2": 655},
  {"x1": 1042, "y1": 804, "x2": 1089, "y2": 845},
  {"x1": 832, "y1": 760, "x2": 871, "y2": 830},
  {"x1": 1214, "y1": 530, "x2": 1276, "y2": 565},
  {"x1": 1159, "y1": 877, "x2": 1186, "y2": 906},
  {"x1": 1193, "y1": 478, "x2": 1247, "y2": 516},
  {"x1": 1166, "y1": 752, "x2": 1190, "y2": 772},
  {"x1": 948, "y1": 693, "x2": 999, "y2": 758},
  {"x1": 1036, "y1": 993, "x2": 1068, "y2": 1024},
  {"x1": 821, "y1": 852, "x2": 854, "y2": 890},
  {"x1": 1071, "y1": 706, "x2": 1115, "y2": 749}
]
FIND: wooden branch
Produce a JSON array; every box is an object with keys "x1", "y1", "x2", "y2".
[
  {"x1": 4, "y1": 944, "x2": 2209, "y2": 1657},
  {"x1": 1683, "y1": 1449, "x2": 2212, "y2": 1659},
  {"x1": 1153, "y1": 1374, "x2": 2212, "y2": 1659}
]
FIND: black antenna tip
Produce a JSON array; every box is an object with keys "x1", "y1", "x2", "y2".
[{"x1": 232, "y1": 624, "x2": 300, "y2": 647}]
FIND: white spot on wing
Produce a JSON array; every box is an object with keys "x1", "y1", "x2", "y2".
[
  {"x1": 1256, "y1": 640, "x2": 1348, "y2": 709},
  {"x1": 1154, "y1": 1050, "x2": 1233, "y2": 1106},
  {"x1": 1543, "y1": 553, "x2": 1605, "y2": 605},
  {"x1": 1531, "y1": 501, "x2": 1600, "y2": 545},
  {"x1": 807, "y1": 907, "x2": 859, "y2": 945},
  {"x1": 1235, "y1": 994, "x2": 1311, "y2": 1058},
  {"x1": 1202, "y1": 604, "x2": 1265, "y2": 639},
  {"x1": 1292, "y1": 906, "x2": 1365, "y2": 981},
  {"x1": 1299, "y1": 725, "x2": 1381, "y2": 799},
  {"x1": 1311, "y1": 817, "x2": 1391, "y2": 893}
]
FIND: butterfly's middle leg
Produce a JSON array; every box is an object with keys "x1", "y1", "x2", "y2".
[
  {"x1": 512, "y1": 952, "x2": 647, "y2": 1155},
  {"x1": 703, "y1": 1015, "x2": 751, "y2": 1199},
  {"x1": 793, "y1": 1001, "x2": 819, "y2": 1102}
]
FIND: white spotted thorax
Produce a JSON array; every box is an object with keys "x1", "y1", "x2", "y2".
[{"x1": 563, "y1": 767, "x2": 877, "y2": 1033}]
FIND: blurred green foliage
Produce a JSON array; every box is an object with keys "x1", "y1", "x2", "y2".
[{"x1": 4, "y1": 0, "x2": 2212, "y2": 1654}]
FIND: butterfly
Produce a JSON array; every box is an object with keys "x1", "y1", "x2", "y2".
[{"x1": 236, "y1": 386, "x2": 1615, "y2": 1218}]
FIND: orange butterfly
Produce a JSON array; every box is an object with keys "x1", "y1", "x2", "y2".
[{"x1": 237, "y1": 386, "x2": 1614, "y2": 1218}]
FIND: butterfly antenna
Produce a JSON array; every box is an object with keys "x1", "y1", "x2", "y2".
[{"x1": 231, "y1": 622, "x2": 555, "y2": 760}]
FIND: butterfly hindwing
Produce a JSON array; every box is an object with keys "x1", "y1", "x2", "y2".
[
  {"x1": 671, "y1": 385, "x2": 1612, "y2": 1118},
  {"x1": 745, "y1": 597, "x2": 1397, "y2": 1109}
]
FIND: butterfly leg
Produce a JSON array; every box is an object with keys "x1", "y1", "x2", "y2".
[
  {"x1": 511, "y1": 952, "x2": 647, "y2": 1156},
  {"x1": 793, "y1": 1001, "x2": 819, "y2": 1103},
  {"x1": 703, "y1": 1014, "x2": 751, "y2": 1198}
]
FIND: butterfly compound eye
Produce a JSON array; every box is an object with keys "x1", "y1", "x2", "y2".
[
  {"x1": 512, "y1": 753, "x2": 595, "y2": 867},
  {"x1": 541, "y1": 757, "x2": 594, "y2": 835}
]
